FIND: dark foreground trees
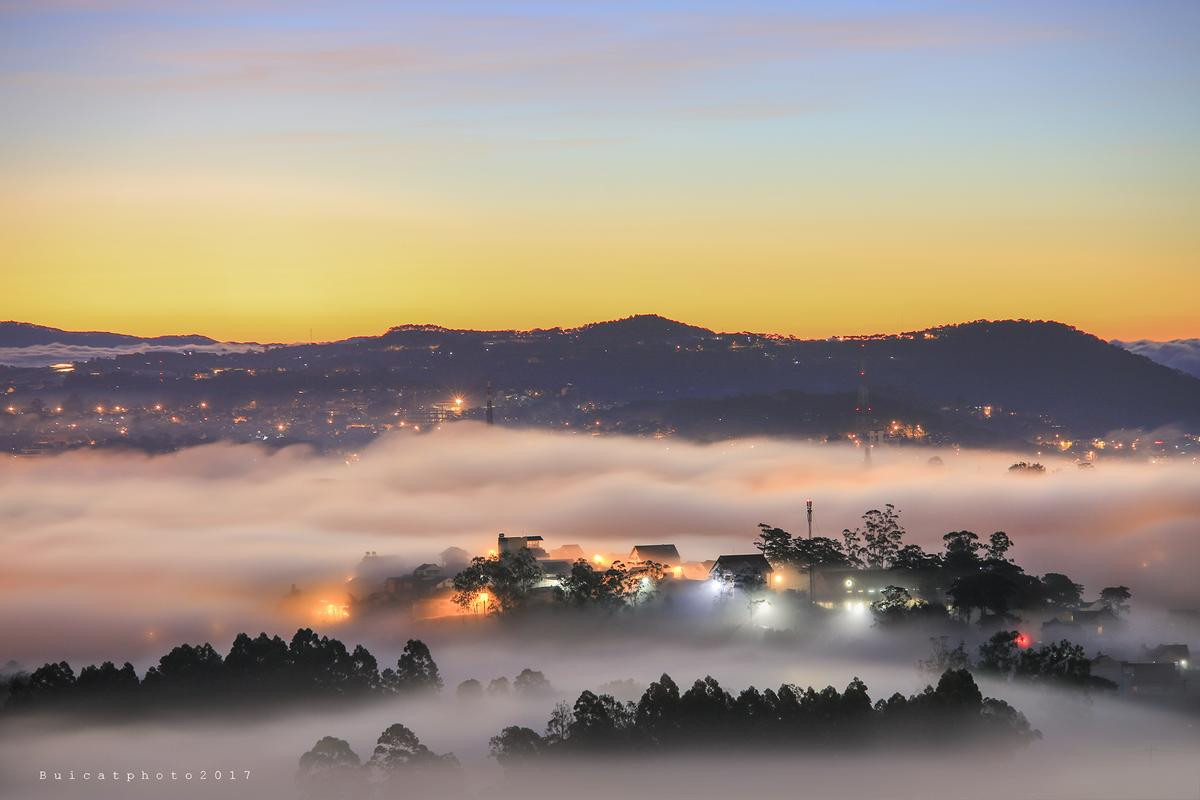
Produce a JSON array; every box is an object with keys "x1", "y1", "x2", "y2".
[
  {"x1": 488, "y1": 668, "x2": 1039, "y2": 765},
  {"x1": 4, "y1": 630, "x2": 441, "y2": 717}
]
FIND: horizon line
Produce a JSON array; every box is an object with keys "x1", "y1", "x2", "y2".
[{"x1": 6, "y1": 314, "x2": 1187, "y2": 348}]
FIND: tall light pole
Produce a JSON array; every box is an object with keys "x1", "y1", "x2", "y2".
[{"x1": 806, "y1": 499, "x2": 815, "y2": 607}]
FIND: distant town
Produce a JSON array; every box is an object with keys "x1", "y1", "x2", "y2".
[{"x1": 3, "y1": 317, "x2": 1199, "y2": 460}]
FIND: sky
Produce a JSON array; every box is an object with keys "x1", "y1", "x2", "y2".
[{"x1": 1, "y1": 0, "x2": 1197, "y2": 343}]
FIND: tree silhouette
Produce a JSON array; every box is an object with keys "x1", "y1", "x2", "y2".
[
  {"x1": 891, "y1": 543, "x2": 941, "y2": 571},
  {"x1": 513, "y1": 668, "x2": 552, "y2": 697},
  {"x1": 385, "y1": 639, "x2": 442, "y2": 693},
  {"x1": 566, "y1": 690, "x2": 630, "y2": 751},
  {"x1": 977, "y1": 630, "x2": 1112, "y2": 691},
  {"x1": 754, "y1": 524, "x2": 848, "y2": 567},
  {"x1": 296, "y1": 737, "x2": 363, "y2": 800},
  {"x1": 456, "y1": 679, "x2": 483, "y2": 700},
  {"x1": 942, "y1": 531, "x2": 983, "y2": 571},
  {"x1": 918, "y1": 637, "x2": 970, "y2": 674},
  {"x1": 985, "y1": 532, "x2": 1014, "y2": 562},
  {"x1": 859, "y1": 505, "x2": 906, "y2": 568},
  {"x1": 1099, "y1": 586, "x2": 1132, "y2": 616},
  {"x1": 1040, "y1": 573, "x2": 1084, "y2": 609},
  {"x1": 634, "y1": 674, "x2": 681, "y2": 745},
  {"x1": 488, "y1": 668, "x2": 1039, "y2": 762},
  {"x1": 544, "y1": 700, "x2": 573, "y2": 744},
  {"x1": 488, "y1": 727, "x2": 544, "y2": 765},
  {"x1": 451, "y1": 550, "x2": 542, "y2": 613},
  {"x1": 367, "y1": 723, "x2": 458, "y2": 774},
  {"x1": 142, "y1": 643, "x2": 224, "y2": 702},
  {"x1": 1, "y1": 629, "x2": 442, "y2": 716}
]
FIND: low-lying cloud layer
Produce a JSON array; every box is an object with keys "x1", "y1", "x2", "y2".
[
  {"x1": 3, "y1": 655, "x2": 1198, "y2": 800},
  {"x1": 2, "y1": 425, "x2": 1198, "y2": 667},
  {"x1": 0, "y1": 342, "x2": 262, "y2": 368},
  {"x1": 1117, "y1": 338, "x2": 1200, "y2": 379}
]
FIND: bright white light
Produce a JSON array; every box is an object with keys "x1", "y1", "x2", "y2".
[{"x1": 844, "y1": 578, "x2": 854, "y2": 588}]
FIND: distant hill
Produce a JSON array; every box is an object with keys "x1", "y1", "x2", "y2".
[
  {"x1": 572, "y1": 314, "x2": 714, "y2": 344},
  {"x1": 0, "y1": 322, "x2": 216, "y2": 349},
  {"x1": 332, "y1": 317, "x2": 1200, "y2": 433},
  {"x1": 3, "y1": 316, "x2": 1199, "y2": 438}
]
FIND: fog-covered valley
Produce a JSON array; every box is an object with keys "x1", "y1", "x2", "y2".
[{"x1": 2, "y1": 426, "x2": 1198, "y2": 798}]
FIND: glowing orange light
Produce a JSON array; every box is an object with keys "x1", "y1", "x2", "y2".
[
  {"x1": 593, "y1": 554, "x2": 604, "y2": 564},
  {"x1": 1015, "y1": 632, "x2": 1032, "y2": 649},
  {"x1": 316, "y1": 601, "x2": 350, "y2": 622},
  {"x1": 672, "y1": 566, "x2": 683, "y2": 578},
  {"x1": 774, "y1": 574, "x2": 783, "y2": 585}
]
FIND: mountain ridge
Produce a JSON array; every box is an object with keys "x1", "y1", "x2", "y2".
[
  {"x1": 0, "y1": 321, "x2": 219, "y2": 349},
  {"x1": 1, "y1": 314, "x2": 1127, "y2": 349}
]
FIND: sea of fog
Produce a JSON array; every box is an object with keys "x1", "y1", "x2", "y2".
[
  {"x1": 2, "y1": 650, "x2": 1198, "y2": 800},
  {"x1": 2, "y1": 426, "x2": 1199, "y2": 798},
  {"x1": 1, "y1": 424, "x2": 1197, "y2": 665}
]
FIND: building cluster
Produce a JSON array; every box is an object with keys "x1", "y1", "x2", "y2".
[
  {"x1": 290, "y1": 533, "x2": 1200, "y2": 705},
  {"x1": 0, "y1": 386, "x2": 501, "y2": 455},
  {"x1": 1092, "y1": 643, "x2": 1194, "y2": 698},
  {"x1": 323, "y1": 533, "x2": 956, "y2": 622}
]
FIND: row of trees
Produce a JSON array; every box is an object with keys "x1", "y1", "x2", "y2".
[
  {"x1": 449, "y1": 550, "x2": 666, "y2": 614},
  {"x1": 919, "y1": 633, "x2": 1116, "y2": 692},
  {"x1": 487, "y1": 668, "x2": 1038, "y2": 764},
  {"x1": 297, "y1": 725, "x2": 460, "y2": 800},
  {"x1": 2, "y1": 631, "x2": 443, "y2": 715},
  {"x1": 759, "y1": 506, "x2": 1132, "y2": 623},
  {"x1": 456, "y1": 668, "x2": 554, "y2": 699},
  {"x1": 872, "y1": 578, "x2": 1131, "y2": 627},
  {"x1": 757, "y1": 506, "x2": 1022, "y2": 572}
]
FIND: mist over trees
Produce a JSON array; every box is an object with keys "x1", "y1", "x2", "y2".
[
  {"x1": 487, "y1": 668, "x2": 1039, "y2": 764},
  {"x1": 976, "y1": 632, "x2": 1117, "y2": 691},
  {"x1": 297, "y1": 723, "x2": 459, "y2": 800},
  {"x1": 435, "y1": 504, "x2": 1131, "y2": 632},
  {"x1": 2, "y1": 630, "x2": 443, "y2": 717},
  {"x1": 914, "y1": 632, "x2": 1115, "y2": 694},
  {"x1": 752, "y1": 506, "x2": 1132, "y2": 627}
]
